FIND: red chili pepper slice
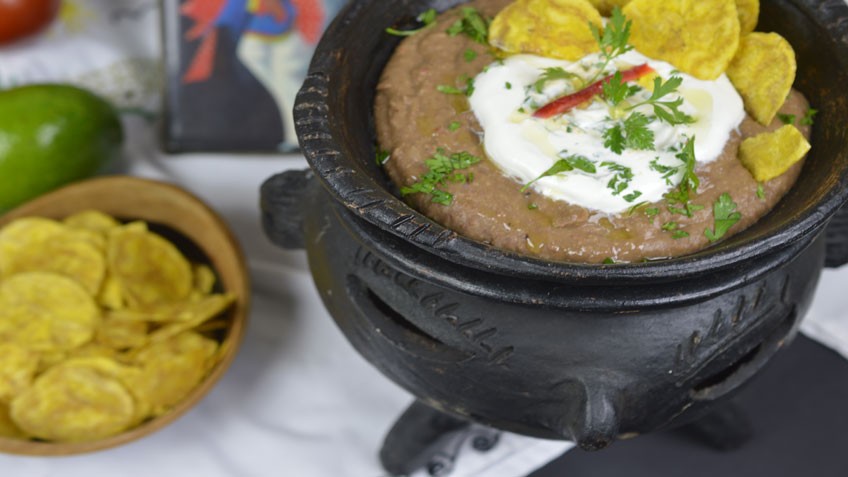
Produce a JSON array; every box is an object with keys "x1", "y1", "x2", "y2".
[{"x1": 532, "y1": 63, "x2": 656, "y2": 119}]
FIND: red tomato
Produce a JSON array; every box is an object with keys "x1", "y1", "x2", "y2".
[{"x1": 0, "y1": 0, "x2": 61, "y2": 45}]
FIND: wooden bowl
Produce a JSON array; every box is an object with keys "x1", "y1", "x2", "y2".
[{"x1": 0, "y1": 175, "x2": 250, "y2": 455}]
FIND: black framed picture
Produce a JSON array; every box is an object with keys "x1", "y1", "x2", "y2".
[{"x1": 162, "y1": 0, "x2": 346, "y2": 153}]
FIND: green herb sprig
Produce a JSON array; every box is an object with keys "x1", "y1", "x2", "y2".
[
  {"x1": 446, "y1": 7, "x2": 489, "y2": 44},
  {"x1": 386, "y1": 8, "x2": 438, "y2": 36},
  {"x1": 587, "y1": 7, "x2": 632, "y2": 83},
  {"x1": 401, "y1": 149, "x2": 481, "y2": 205},
  {"x1": 521, "y1": 154, "x2": 596, "y2": 192},
  {"x1": 705, "y1": 193, "x2": 742, "y2": 242}
]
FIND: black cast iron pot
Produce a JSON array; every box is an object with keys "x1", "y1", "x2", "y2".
[{"x1": 261, "y1": 0, "x2": 848, "y2": 465}]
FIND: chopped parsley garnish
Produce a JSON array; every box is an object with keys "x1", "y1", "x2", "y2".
[
  {"x1": 601, "y1": 71, "x2": 640, "y2": 106},
  {"x1": 400, "y1": 149, "x2": 480, "y2": 205},
  {"x1": 534, "y1": 67, "x2": 582, "y2": 93},
  {"x1": 448, "y1": 121, "x2": 461, "y2": 131},
  {"x1": 520, "y1": 154, "x2": 595, "y2": 192},
  {"x1": 649, "y1": 158, "x2": 678, "y2": 185},
  {"x1": 661, "y1": 221, "x2": 689, "y2": 239},
  {"x1": 777, "y1": 113, "x2": 796, "y2": 125},
  {"x1": 600, "y1": 161, "x2": 634, "y2": 196},
  {"x1": 625, "y1": 76, "x2": 694, "y2": 126},
  {"x1": 705, "y1": 193, "x2": 742, "y2": 242},
  {"x1": 587, "y1": 7, "x2": 633, "y2": 83},
  {"x1": 756, "y1": 183, "x2": 766, "y2": 200},
  {"x1": 603, "y1": 112, "x2": 655, "y2": 154},
  {"x1": 386, "y1": 8, "x2": 438, "y2": 36},
  {"x1": 464, "y1": 48, "x2": 478, "y2": 63},
  {"x1": 505, "y1": 82, "x2": 512, "y2": 90},
  {"x1": 437, "y1": 75, "x2": 475, "y2": 97},
  {"x1": 644, "y1": 207, "x2": 660, "y2": 220},
  {"x1": 376, "y1": 149, "x2": 390, "y2": 166},
  {"x1": 623, "y1": 190, "x2": 643, "y2": 203},
  {"x1": 446, "y1": 7, "x2": 489, "y2": 45},
  {"x1": 528, "y1": 203, "x2": 539, "y2": 210},
  {"x1": 602, "y1": 257, "x2": 616, "y2": 264},
  {"x1": 800, "y1": 107, "x2": 818, "y2": 126}
]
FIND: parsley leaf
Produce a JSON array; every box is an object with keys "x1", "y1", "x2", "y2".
[
  {"x1": 437, "y1": 75, "x2": 475, "y2": 97},
  {"x1": 446, "y1": 7, "x2": 489, "y2": 45},
  {"x1": 601, "y1": 161, "x2": 634, "y2": 196},
  {"x1": 587, "y1": 7, "x2": 633, "y2": 83},
  {"x1": 521, "y1": 155, "x2": 596, "y2": 192},
  {"x1": 464, "y1": 48, "x2": 478, "y2": 63},
  {"x1": 705, "y1": 192, "x2": 742, "y2": 242},
  {"x1": 534, "y1": 67, "x2": 582, "y2": 93},
  {"x1": 603, "y1": 112, "x2": 654, "y2": 154},
  {"x1": 623, "y1": 190, "x2": 643, "y2": 203},
  {"x1": 386, "y1": 8, "x2": 438, "y2": 36},
  {"x1": 756, "y1": 183, "x2": 766, "y2": 200},
  {"x1": 602, "y1": 71, "x2": 640, "y2": 106},
  {"x1": 800, "y1": 107, "x2": 818, "y2": 126},
  {"x1": 627, "y1": 76, "x2": 694, "y2": 125},
  {"x1": 777, "y1": 113, "x2": 796, "y2": 125},
  {"x1": 375, "y1": 149, "x2": 390, "y2": 166},
  {"x1": 400, "y1": 149, "x2": 481, "y2": 205},
  {"x1": 448, "y1": 121, "x2": 461, "y2": 132}
]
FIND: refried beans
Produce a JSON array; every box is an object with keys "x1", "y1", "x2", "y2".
[{"x1": 374, "y1": 0, "x2": 810, "y2": 263}]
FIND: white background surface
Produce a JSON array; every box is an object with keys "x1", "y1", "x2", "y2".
[{"x1": 0, "y1": 1, "x2": 847, "y2": 476}]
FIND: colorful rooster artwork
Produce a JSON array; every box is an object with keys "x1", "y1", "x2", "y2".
[{"x1": 178, "y1": 0, "x2": 340, "y2": 151}]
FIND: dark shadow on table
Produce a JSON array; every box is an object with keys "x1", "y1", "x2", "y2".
[{"x1": 530, "y1": 335, "x2": 848, "y2": 477}]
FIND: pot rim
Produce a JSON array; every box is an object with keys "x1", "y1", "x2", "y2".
[{"x1": 294, "y1": 0, "x2": 848, "y2": 283}]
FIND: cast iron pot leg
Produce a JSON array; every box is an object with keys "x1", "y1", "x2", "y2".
[
  {"x1": 380, "y1": 400, "x2": 501, "y2": 477},
  {"x1": 676, "y1": 400, "x2": 752, "y2": 451}
]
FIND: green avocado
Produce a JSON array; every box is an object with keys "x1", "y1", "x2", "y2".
[{"x1": 0, "y1": 84, "x2": 123, "y2": 211}]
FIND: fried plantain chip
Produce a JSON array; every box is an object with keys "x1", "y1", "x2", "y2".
[
  {"x1": 10, "y1": 359, "x2": 137, "y2": 442},
  {"x1": 0, "y1": 343, "x2": 39, "y2": 404},
  {"x1": 489, "y1": 0, "x2": 602, "y2": 60},
  {"x1": 2, "y1": 233, "x2": 106, "y2": 296},
  {"x1": 146, "y1": 294, "x2": 236, "y2": 343},
  {"x1": 726, "y1": 32, "x2": 796, "y2": 125},
  {"x1": 739, "y1": 125, "x2": 810, "y2": 182},
  {"x1": 735, "y1": 0, "x2": 759, "y2": 34},
  {"x1": 623, "y1": 0, "x2": 740, "y2": 80},
  {"x1": 97, "y1": 314, "x2": 149, "y2": 350},
  {"x1": 0, "y1": 218, "x2": 64, "y2": 274},
  {"x1": 127, "y1": 332, "x2": 218, "y2": 416},
  {"x1": 0, "y1": 402, "x2": 27, "y2": 439},
  {"x1": 193, "y1": 264, "x2": 217, "y2": 296},
  {"x1": 0, "y1": 272, "x2": 100, "y2": 352},
  {"x1": 107, "y1": 225, "x2": 193, "y2": 308},
  {"x1": 64, "y1": 210, "x2": 121, "y2": 233}
]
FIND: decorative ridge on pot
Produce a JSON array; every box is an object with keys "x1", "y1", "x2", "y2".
[{"x1": 293, "y1": 0, "x2": 848, "y2": 283}]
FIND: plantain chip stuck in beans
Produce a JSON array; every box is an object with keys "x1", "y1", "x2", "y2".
[
  {"x1": 0, "y1": 211, "x2": 237, "y2": 444},
  {"x1": 489, "y1": 0, "x2": 603, "y2": 60},
  {"x1": 726, "y1": 32, "x2": 796, "y2": 125},
  {"x1": 735, "y1": 0, "x2": 759, "y2": 34},
  {"x1": 107, "y1": 224, "x2": 193, "y2": 307},
  {"x1": 739, "y1": 125, "x2": 810, "y2": 182},
  {"x1": 623, "y1": 0, "x2": 740, "y2": 80}
]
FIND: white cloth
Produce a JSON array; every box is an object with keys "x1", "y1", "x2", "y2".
[{"x1": 0, "y1": 1, "x2": 845, "y2": 476}]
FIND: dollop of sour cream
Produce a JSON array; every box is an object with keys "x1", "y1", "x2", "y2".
[{"x1": 468, "y1": 50, "x2": 745, "y2": 214}]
